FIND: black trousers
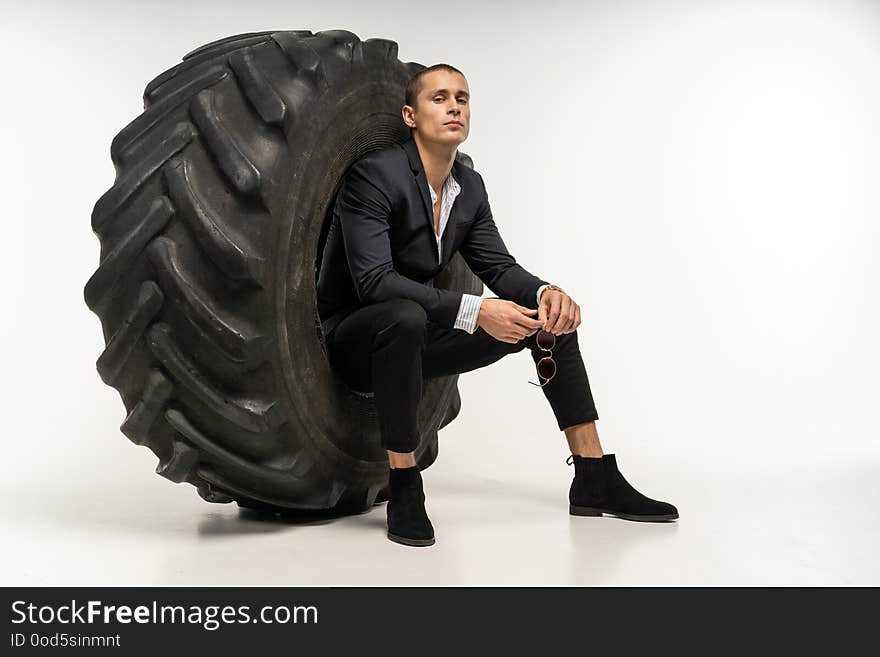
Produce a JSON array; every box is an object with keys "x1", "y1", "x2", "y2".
[{"x1": 325, "y1": 298, "x2": 600, "y2": 453}]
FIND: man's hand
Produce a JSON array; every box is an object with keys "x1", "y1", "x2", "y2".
[
  {"x1": 538, "y1": 288, "x2": 581, "y2": 335},
  {"x1": 477, "y1": 298, "x2": 544, "y2": 344}
]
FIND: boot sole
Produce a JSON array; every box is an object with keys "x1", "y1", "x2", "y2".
[
  {"x1": 387, "y1": 531, "x2": 436, "y2": 547},
  {"x1": 570, "y1": 504, "x2": 679, "y2": 522}
]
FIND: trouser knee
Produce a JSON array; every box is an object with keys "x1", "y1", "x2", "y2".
[
  {"x1": 524, "y1": 328, "x2": 580, "y2": 360},
  {"x1": 373, "y1": 299, "x2": 427, "y2": 346}
]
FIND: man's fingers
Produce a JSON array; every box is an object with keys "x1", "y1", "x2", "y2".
[
  {"x1": 563, "y1": 298, "x2": 575, "y2": 332},
  {"x1": 561, "y1": 304, "x2": 577, "y2": 334},
  {"x1": 511, "y1": 312, "x2": 544, "y2": 330},
  {"x1": 557, "y1": 298, "x2": 574, "y2": 333},
  {"x1": 546, "y1": 296, "x2": 563, "y2": 333},
  {"x1": 568, "y1": 303, "x2": 580, "y2": 332},
  {"x1": 507, "y1": 318, "x2": 537, "y2": 341},
  {"x1": 508, "y1": 303, "x2": 543, "y2": 332},
  {"x1": 551, "y1": 297, "x2": 575, "y2": 334}
]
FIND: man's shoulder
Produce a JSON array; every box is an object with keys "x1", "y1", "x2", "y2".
[
  {"x1": 351, "y1": 142, "x2": 407, "y2": 174},
  {"x1": 345, "y1": 141, "x2": 486, "y2": 199},
  {"x1": 341, "y1": 144, "x2": 409, "y2": 198},
  {"x1": 453, "y1": 158, "x2": 484, "y2": 190}
]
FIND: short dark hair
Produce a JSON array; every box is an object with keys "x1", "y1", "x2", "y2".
[{"x1": 404, "y1": 63, "x2": 465, "y2": 134}]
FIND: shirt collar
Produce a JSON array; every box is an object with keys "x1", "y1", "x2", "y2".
[{"x1": 429, "y1": 172, "x2": 460, "y2": 203}]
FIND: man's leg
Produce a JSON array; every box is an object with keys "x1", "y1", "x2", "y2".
[
  {"x1": 421, "y1": 321, "x2": 601, "y2": 443},
  {"x1": 421, "y1": 320, "x2": 678, "y2": 522},
  {"x1": 325, "y1": 298, "x2": 428, "y2": 456},
  {"x1": 327, "y1": 303, "x2": 602, "y2": 455},
  {"x1": 522, "y1": 330, "x2": 603, "y2": 457},
  {"x1": 325, "y1": 298, "x2": 436, "y2": 545}
]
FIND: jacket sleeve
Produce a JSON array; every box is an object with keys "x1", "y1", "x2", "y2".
[
  {"x1": 458, "y1": 173, "x2": 550, "y2": 309},
  {"x1": 336, "y1": 158, "x2": 464, "y2": 329}
]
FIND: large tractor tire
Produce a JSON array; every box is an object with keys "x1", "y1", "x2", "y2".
[{"x1": 84, "y1": 29, "x2": 482, "y2": 515}]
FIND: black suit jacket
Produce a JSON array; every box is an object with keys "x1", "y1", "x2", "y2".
[{"x1": 317, "y1": 136, "x2": 549, "y2": 338}]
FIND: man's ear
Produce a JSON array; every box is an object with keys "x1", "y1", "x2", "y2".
[{"x1": 401, "y1": 105, "x2": 415, "y2": 128}]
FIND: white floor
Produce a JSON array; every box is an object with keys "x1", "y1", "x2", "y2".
[{"x1": 5, "y1": 430, "x2": 878, "y2": 586}]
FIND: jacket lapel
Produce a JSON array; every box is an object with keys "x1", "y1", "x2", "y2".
[
  {"x1": 403, "y1": 138, "x2": 439, "y2": 260},
  {"x1": 402, "y1": 137, "x2": 463, "y2": 268},
  {"x1": 439, "y1": 159, "x2": 462, "y2": 268}
]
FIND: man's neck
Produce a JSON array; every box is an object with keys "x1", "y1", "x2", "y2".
[{"x1": 413, "y1": 134, "x2": 456, "y2": 193}]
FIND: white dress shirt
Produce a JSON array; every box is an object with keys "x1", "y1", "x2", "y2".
[{"x1": 429, "y1": 172, "x2": 552, "y2": 334}]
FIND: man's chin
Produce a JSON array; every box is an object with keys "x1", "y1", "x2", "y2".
[
  {"x1": 437, "y1": 132, "x2": 468, "y2": 148},
  {"x1": 417, "y1": 131, "x2": 468, "y2": 150}
]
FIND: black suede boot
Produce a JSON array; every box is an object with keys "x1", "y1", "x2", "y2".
[
  {"x1": 567, "y1": 453, "x2": 679, "y2": 522},
  {"x1": 386, "y1": 465, "x2": 435, "y2": 546}
]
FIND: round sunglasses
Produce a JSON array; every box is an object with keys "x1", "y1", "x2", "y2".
[{"x1": 527, "y1": 329, "x2": 557, "y2": 387}]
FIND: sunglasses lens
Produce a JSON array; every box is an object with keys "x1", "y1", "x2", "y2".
[
  {"x1": 537, "y1": 357, "x2": 556, "y2": 380},
  {"x1": 536, "y1": 330, "x2": 555, "y2": 350}
]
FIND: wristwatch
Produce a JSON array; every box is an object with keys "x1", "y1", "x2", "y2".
[{"x1": 541, "y1": 284, "x2": 565, "y2": 299}]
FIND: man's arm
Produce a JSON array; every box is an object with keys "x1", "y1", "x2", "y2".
[
  {"x1": 450, "y1": 284, "x2": 562, "y2": 335},
  {"x1": 336, "y1": 158, "x2": 464, "y2": 329},
  {"x1": 454, "y1": 287, "x2": 560, "y2": 334},
  {"x1": 458, "y1": 172, "x2": 551, "y2": 311}
]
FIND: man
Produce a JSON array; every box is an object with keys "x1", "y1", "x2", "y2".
[{"x1": 317, "y1": 64, "x2": 678, "y2": 547}]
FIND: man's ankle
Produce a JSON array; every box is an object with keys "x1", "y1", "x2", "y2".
[{"x1": 387, "y1": 449, "x2": 417, "y2": 468}]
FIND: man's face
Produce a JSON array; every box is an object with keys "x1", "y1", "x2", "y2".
[{"x1": 404, "y1": 69, "x2": 470, "y2": 147}]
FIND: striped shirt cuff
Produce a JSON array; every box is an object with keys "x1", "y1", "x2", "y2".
[{"x1": 454, "y1": 293, "x2": 484, "y2": 334}]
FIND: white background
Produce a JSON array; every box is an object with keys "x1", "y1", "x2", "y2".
[{"x1": 2, "y1": 0, "x2": 878, "y2": 585}]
